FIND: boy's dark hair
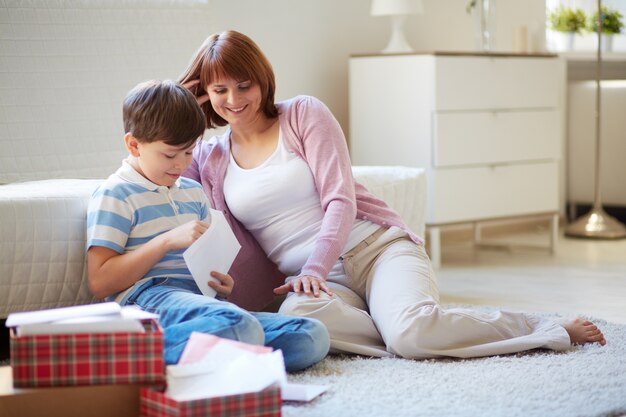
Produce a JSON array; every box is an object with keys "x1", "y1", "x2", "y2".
[{"x1": 123, "y1": 80, "x2": 206, "y2": 147}]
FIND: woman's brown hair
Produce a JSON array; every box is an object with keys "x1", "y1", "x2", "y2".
[{"x1": 179, "y1": 30, "x2": 278, "y2": 129}]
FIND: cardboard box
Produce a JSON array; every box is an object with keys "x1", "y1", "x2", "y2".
[
  {"x1": 140, "y1": 384, "x2": 282, "y2": 417},
  {"x1": 0, "y1": 366, "x2": 140, "y2": 417},
  {"x1": 10, "y1": 319, "x2": 165, "y2": 388}
]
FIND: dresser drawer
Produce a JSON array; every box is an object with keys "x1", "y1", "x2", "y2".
[
  {"x1": 434, "y1": 56, "x2": 560, "y2": 110},
  {"x1": 428, "y1": 162, "x2": 559, "y2": 224},
  {"x1": 433, "y1": 109, "x2": 560, "y2": 167}
]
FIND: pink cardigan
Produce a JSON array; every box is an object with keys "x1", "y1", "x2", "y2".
[{"x1": 184, "y1": 95, "x2": 423, "y2": 311}]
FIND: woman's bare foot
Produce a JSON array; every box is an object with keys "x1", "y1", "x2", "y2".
[{"x1": 559, "y1": 318, "x2": 606, "y2": 346}]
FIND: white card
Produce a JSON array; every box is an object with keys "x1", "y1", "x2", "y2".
[
  {"x1": 183, "y1": 209, "x2": 241, "y2": 298},
  {"x1": 282, "y1": 383, "x2": 328, "y2": 402}
]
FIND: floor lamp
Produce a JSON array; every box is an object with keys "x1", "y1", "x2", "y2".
[{"x1": 565, "y1": 0, "x2": 626, "y2": 239}]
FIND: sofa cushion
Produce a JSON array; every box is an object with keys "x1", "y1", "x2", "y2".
[
  {"x1": 352, "y1": 166, "x2": 426, "y2": 238},
  {"x1": 0, "y1": 179, "x2": 102, "y2": 317}
]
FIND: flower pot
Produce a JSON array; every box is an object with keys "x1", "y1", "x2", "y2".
[
  {"x1": 553, "y1": 32, "x2": 575, "y2": 51},
  {"x1": 601, "y1": 34, "x2": 614, "y2": 52}
]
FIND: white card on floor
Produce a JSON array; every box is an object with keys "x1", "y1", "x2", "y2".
[
  {"x1": 183, "y1": 209, "x2": 241, "y2": 298},
  {"x1": 282, "y1": 383, "x2": 328, "y2": 402}
]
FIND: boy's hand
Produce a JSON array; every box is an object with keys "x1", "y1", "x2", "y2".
[
  {"x1": 208, "y1": 271, "x2": 234, "y2": 298},
  {"x1": 160, "y1": 220, "x2": 209, "y2": 251},
  {"x1": 182, "y1": 79, "x2": 210, "y2": 106}
]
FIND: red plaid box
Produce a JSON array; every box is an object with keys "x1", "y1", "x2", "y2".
[
  {"x1": 10, "y1": 319, "x2": 165, "y2": 388},
  {"x1": 140, "y1": 384, "x2": 281, "y2": 417}
]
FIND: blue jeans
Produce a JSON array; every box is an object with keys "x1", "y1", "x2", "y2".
[{"x1": 122, "y1": 278, "x2": 329, "y2": 372}]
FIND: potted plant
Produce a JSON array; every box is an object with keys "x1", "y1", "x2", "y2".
[
  {"x1": 548, "y1": 6, "x2": 587, "y2": 50},
  {"x1": 588, "y1": 5, "x2": 624, "y2": 52}
]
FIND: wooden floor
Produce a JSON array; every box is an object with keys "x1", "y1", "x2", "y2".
[{"x1": 435, "y1": 226, "x2": 626, "y2": 324}]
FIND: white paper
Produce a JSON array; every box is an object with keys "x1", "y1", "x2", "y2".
[
  {"x1": 282, "y1": 383, "x2": 328, "y2": 402},
  {"x1": 6, "y1": 302, "x2": 121, "y2": 327},
  {"x1": 119, "y1": 306, "x2": 159, "y2": 321},
  {"x1": 166, "y1": 349, "x2": 285, "y2": 402},
  {"x1": 7, "y1": 304, "x2": 159, "y2": 336},
  {"x1": 167, "y1": 334, "x2": 327, "y2": 403},
  {"x1": 183, "y1": 208, "x2": 241, "y2": 298},
  {"x1": 15, "y1": 316, "x2": 146, "y2": 336}
]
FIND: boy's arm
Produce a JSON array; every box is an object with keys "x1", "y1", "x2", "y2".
[
  {"x1": 87, "y1": 220, "x2": 208, "y2": 299},
  {"x1": 87, "y1": 237, "x2": 169, "y2": 299}
]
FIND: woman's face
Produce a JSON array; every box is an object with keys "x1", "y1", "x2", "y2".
[{"x1": 206, "y1": 77, "x2": 263, "y2": 128}]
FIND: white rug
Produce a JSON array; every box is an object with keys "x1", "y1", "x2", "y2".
[{"x1": 284, "y1": 314, "x2": 626, "y2": 417}]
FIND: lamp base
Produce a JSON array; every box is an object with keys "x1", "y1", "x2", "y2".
[
  {"x1": 381, "y1": 15, "x2": 414, "y2": 54},
  {"x1": 565, "y1": 206, "x2": 626, "y2": 239}
]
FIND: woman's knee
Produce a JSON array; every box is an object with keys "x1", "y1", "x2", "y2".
[
  {"x1": 385, "y1": 329, "x2": 422, "y2": 358},
  {"x1": 382, "y1": 305, "x2": 439, "y2": 358},
  {"x1": 278, "y1": 292, "x2": 333, "y2": 317}
]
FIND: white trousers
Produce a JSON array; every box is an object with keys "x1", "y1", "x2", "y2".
[{"x1": 278, "y1": 227, "x2": 570, "y2": 359}]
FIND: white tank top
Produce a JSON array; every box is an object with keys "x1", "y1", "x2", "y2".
[{"x1": 223, "y1": 131, "x2": 379, "y2": 276}]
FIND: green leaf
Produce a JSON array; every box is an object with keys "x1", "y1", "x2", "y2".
[{"x1": 548, "y1": 6, "x2": 587, "y2": 34}]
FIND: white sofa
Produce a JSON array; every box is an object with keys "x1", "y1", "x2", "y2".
[{"x1": 0, "y1": 167, "x2": 426, "y2": 318}]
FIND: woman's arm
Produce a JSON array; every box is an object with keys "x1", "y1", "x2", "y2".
[{"x1": 275, "y1": 96, "x2": 357, "y2": 296}]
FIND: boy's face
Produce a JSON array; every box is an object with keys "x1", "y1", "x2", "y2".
[{"x1": 125, "y1": 135, "x2": 196, "y2": 187}]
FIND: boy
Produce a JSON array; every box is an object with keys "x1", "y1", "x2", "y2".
[{"x1": 86, "y1": 80, "x2": 329, "y2": 371}]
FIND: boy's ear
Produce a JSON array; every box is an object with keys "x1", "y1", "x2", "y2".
[{"x1": 124, "y1": 133, "x2": 141, "y2": 157}]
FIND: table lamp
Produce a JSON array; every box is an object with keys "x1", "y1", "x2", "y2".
[{"x1": 371, "y1": 0, "x2": 424, "y2": 53}]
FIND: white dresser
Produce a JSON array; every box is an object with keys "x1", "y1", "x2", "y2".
[{"x1": 349, "y1": 52, "x2": 566, "y2": 267}]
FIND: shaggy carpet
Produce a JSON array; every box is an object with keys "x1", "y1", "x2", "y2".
[{"x1": 284, "y1": 314, "x2": 626, "y2": 417}]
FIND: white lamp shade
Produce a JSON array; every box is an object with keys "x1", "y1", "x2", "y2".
[{"x1": 370, "y1": 0, "x2": 424, "y2": 16}]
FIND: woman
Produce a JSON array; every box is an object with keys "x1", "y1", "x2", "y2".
[{"x1": 180, "y1": 30, "x2": 605, "y2": 359}]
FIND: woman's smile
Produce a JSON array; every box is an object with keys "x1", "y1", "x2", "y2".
[{"x1": 226, "y1": 104, "x2": 246, "y2": 113}]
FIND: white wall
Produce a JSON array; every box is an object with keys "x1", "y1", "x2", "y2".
[
  {"x1": 0, "y1": 1, "x2": 213, "y2": 182},
  {"x1": 209, "y1": 0, "x2": 548, "y2": 141},
  {"x1": 0, "y1": 0, "x2": 550, "y2": 182}
]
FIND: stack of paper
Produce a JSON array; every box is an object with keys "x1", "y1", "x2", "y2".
[
  {"x1": 167, "y1": 332, "x2": 327, "y2": 403},
  {"x1": 6, "y1": 302, "x2": 158, "y2": 336},
  {"x1": 166, "y1": 333, "x2": 284, "y2": 402}
]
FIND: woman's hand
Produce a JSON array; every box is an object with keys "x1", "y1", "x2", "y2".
[
  {"x1": 182, "y1": 79, "x2": 210, "y2": 106},
  {"x1": 273, "y1": 275, "x2": 333, "y2": 298},
  {"x1": 208, "y1": 271, "x2": 234, "y2": 298}
]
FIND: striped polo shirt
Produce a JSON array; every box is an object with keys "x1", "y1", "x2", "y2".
[{"x1": 87, "y1": 159, "x2": 209, "y2": 302}]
